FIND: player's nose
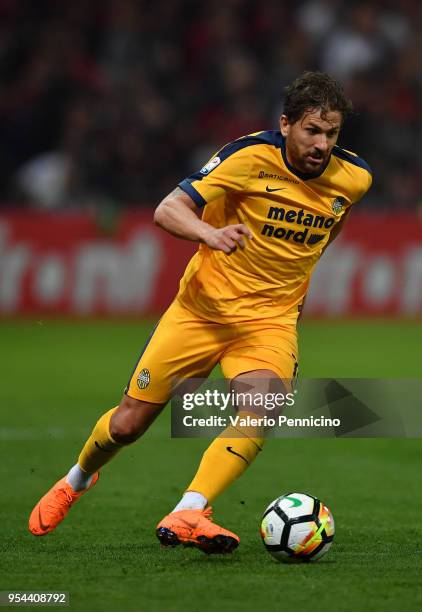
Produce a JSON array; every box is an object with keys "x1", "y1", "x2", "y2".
[{"x1": 314, "y1": 134, "x2": 329, "y2": 153}]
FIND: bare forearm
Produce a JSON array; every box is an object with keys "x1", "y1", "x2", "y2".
[
  {"x1": 154, "y1": 193, "x2": 213, "y2": 243},
  {"x1": 154, "y1": 187, "x2": 253, "y2": 255}
]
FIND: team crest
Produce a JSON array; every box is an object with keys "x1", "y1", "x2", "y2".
[
  {"x1": 332, "y1": 197, "x2": 345, "y2": 215},
  {"x1": 200, "y1": 156, "x2": 221, "y2": 175},
  {"x1": 137, "y1": 368, "x2": 150, "y2": 390}
]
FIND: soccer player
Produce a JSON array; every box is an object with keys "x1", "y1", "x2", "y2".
[{"x1": 29, "y1": 72, "x2": 372, "y2": 553}]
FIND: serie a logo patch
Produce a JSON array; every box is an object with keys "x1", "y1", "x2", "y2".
[
  {"x1": 200, "y1": 156, "x2": 221, "y2": 175},
  {"x1": 137, "y1": 368, "x2": 151, "y2": 389}
]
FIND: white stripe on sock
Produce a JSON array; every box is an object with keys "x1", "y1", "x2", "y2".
[
  {"x1": 66, "y1": 464, "x2": 94, "y2": 492},
  {"x1": 172, "y1": 491, "x2": 207, "y2": 512}
]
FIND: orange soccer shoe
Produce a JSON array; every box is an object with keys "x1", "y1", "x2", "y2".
[
  {"x1": 28, "y1": 472, "x2": 99, "y2": 536},
  {"x1": 156, "y1": 507, "x2": 240, "y2": 554}
]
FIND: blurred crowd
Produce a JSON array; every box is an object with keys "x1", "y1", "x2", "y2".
[{"x1": 0, "y1": 0, "x2": 421, "y2": 211}]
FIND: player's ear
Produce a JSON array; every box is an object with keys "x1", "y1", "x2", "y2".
[{"x1": 279, "y1": 115, "x2": 290, "y2": 137}]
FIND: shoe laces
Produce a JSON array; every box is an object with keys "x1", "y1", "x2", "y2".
[
  {"x1": 202, "y1": 506, "x2": 213, "y2": 521},
  {"x1": 45, "y1": 485, "x2": 74, "y2": 513}
]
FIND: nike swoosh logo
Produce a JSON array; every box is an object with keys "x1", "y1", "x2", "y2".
[
  {"x1": 266, "y1": 186, "x2": 287, "y2": 193},
  {"x1": 95, "y1": 440, "x2": 113, "y2": 453},
  {"x1": 285, "y1": 495, "x2": 302, "y2": 507},
  {"x1": 226, "y1": 446, "x2": 249, "y2": 464},
  {"x1": 38, "y1": 506, "x2": 50, "y2": 532}
]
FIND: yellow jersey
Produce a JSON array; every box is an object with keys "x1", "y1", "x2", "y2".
[{"x1": 177, "y1": 130, "x2": 372, "y2": 323}]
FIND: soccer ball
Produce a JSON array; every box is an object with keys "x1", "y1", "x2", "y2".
[{"x1": 260, "y1": 492, "x2": 334, "y2": 563}]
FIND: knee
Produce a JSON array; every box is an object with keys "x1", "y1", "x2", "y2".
[
  {"x1": 109, "y1": 397, "x2": 144, "y2": 444},
  {"x1": 109, "y1": 419, "x2": 140, "y2": 444}
]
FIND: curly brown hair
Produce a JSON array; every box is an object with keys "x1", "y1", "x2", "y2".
[{"x1": 283, "y1": 71, "x2": 353, "y2": 124}]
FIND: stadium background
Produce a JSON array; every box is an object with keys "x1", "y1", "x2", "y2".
[{"x1": 1, "y1": 1, "x2": 422, "y2": 611}]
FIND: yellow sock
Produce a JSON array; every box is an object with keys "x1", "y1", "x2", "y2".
[
  {"x1": 187, "y1": 412, "x2": 265, "y2": 502},
  {"x1": 78, "y1": 407, "x2": 125, "y2": 473}
]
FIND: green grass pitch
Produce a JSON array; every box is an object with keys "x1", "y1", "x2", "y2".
[{"x1": 1, "y1": 319, "x2": 422, "y2": 611}]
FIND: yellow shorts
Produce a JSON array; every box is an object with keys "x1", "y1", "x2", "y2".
[{"x1": 125, "y1": 298, "x2": 299, "y2": 404}]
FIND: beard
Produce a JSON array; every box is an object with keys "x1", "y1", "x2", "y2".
[{"x1": 288, "y1": 141, "x2": 328, "y2": 173}]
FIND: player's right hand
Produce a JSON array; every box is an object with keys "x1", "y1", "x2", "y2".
[{"x1": 202, "y1": 224, "x2": 253, "y2": 254}]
